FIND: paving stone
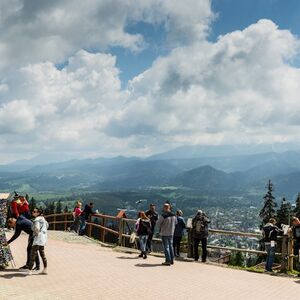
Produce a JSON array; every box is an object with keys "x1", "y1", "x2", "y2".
[{"x1": 0, "y1": 231, "x2": 299, "y2": 300}]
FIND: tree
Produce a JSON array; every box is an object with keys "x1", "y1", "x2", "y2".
[
  {"x1": 63, "y1": 205, "x2": 69, "y2": 213},
  {"x1": 229, "y1": 251, "x2": 244, "y2": 267},
  {"x1": 294, "y1": 193, "x2": 300, "y2": 219},
  {"x1": 277, "y1": 198, "x2": 291, "y2": 227},
  {"x1": 259, "y1": 180, "x2": 277, "y2": 227},
  {"x1": 49, "y1": 202, "x2": 55, "y2": 214},
  {"x1": 55, "y1": 200, "x2": 62, "y2": 214},
  {"x1": 29, "y1": 197, "x2": 37, "y2": 212}
]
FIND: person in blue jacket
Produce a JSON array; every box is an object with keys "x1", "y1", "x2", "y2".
[{"x1": 173, "y1": 210, "x2": 186, "y2": 257}]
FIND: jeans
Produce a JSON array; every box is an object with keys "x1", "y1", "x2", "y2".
[
  {"x1": 173, "y1": 236, "x2": 182, "y2": 256},
  {"x1": 79, "y1": 216, "x2": 87, "y2": 235},
  {"x1": 27, "y1": 236, "x2": 40, "y2": 267},
  {"x1": 139, "y1": 235, "x2": 148, "y2": 252},
  {"x1": 146, "y1": 232, "x2": 154, "y2": 251},
  {"x1": 265, "y1": 244, "x2": 276, "y2": 271},
  {"x1": 71, "y1": 216, "x2": 80, "y2": 233},
  {"x1": 194, "y1": 237, "x2": 207, "y2": 262},
  {"x1": 162, "y1": 236, "x2": 174, "y2": 263}
]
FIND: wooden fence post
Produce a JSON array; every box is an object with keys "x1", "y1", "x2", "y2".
[
  {"x1": 53, "y1": 214, "x2": 56, "y2": 231},
  {"x1": 64, "y1": 214, "x2": 67, "y2": 231},
  {"x1": 100, "y1": 217, "x2": 106, "y2": 242},
  {"x1": 288, "y1": 237, "x2": 294, "y2": 272},
  {"x1": 118, "y1": 218, "x2": 124, "y2": 246},
  {"x1": 187, "y1": 228, "x2": 194, "y2": 258},
  {"x1": 88, "y1": 216, "x2": 92, "y2": 237},
  {"x1": 280, "y1": 235, "x2": 288, "y2": 272}
]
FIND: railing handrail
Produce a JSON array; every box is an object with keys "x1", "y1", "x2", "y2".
[
  {"x1": 45, "y1": 212, "x2": 262, "y2": 238},
  {"x1": 44, "y1": 211, "x2": 295, "y2": 272}
]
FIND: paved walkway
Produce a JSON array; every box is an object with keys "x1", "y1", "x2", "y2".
[{"x1": 0, "y1": 231, "x2": 299, "y2": 300}]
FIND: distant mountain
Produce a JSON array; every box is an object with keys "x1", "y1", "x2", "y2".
[
  {"x1": 148, "y1": 143, "x2": 300, "y2": 160},
  {"x1": 172, "y1": 165, "x2": 239, "y2": 192},
  {"x1": 1, "y1": 145, "x2": 300, "y2": 200}
]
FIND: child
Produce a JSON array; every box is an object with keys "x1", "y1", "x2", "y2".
[{"x1": 28, "y1": 208, "x2": 49, "y2": 275}]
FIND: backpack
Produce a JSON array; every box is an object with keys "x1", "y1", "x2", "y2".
[{"x1": 194, "y1": 219, "x2": 205, "y2": 234}]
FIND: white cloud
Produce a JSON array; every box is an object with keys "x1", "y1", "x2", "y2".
[
  {"x1": 106, "y1": 19, "x2": 300, "y2": 147},
  {"x1": 1, "y1": 1, "x2": 300, "y2": 162}
]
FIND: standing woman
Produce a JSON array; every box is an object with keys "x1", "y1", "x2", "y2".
[
  {"x1": 28, "y1": 208, "x2": 49, "y2": 275},
  {"x1": 135, "y1": 211, "x2": 151, "y2": 259},
  {"x1": 173, "y1": 210, "x2": 186, "y2": 257},
  {"x1": 71, "y1": 201, "x2": 82, "y2": 233}
]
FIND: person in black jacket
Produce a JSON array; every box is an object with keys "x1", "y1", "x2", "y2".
[
  {"x1": 262, "y1": 218, "x2": 282, "y2": 272},
  {"x1": 5, "y1": 216, "x2": 40, "y2": 270},
  {"x1": 135, "y1": 211, "x2": 151, "y2": 259},
  {"x1": 79, "y1": 202, "x2": 95, "y2": 236},
  {"x1": 145, "y1": 204, "x2": 158, "y2": 252},
  {"x1": 192, "y1": 210, "x2": 210, "y2": 262}
]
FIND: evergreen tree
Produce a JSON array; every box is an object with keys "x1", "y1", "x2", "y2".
[
  {"x1": 259, "y1": 180, "x2": 277, "y2": 226},
  {"x1": 63, "y1": 205, "x2": 69, "y2": 213},
  {"x1": 229, "y1": 251, "x2": 244, "y2": 266},
  {"x1": 294, "y1": 193, "x2": 300, "y2": 219},
  {"x1": 55, "y1": 200, "x2": 62, "y2": 214},
  {"x1": 49, "y1": 202, "x2": 55, "y2": 214},
  {"x1": 277, "y1": 198, "x2": 291, "y2": 227},
  {"x1": 29, "y1": 197, "x2": 37, "y2": 212}
]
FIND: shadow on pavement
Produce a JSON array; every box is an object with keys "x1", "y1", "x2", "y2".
[
  {"x1": 134, "y1": 263, "x2": 164, "y2": 267},
  {"x1": 117, "y1": 256, "x2": 140, "y2": 260},
  {"x1": 0, "y1": 272, "x2": 28, "y2": 279}
]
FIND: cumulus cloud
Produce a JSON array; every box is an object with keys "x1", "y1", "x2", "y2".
[
  {"x1": 1, "y1": 0, "x2": 300, "y2": 162},
  {"x1": 105, "y1": 19, "x2": 300, "y2": 147}
]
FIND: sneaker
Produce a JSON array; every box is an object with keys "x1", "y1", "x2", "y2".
[
  {"x1": 143, "y1": 253, "x2": 147, "y2": 259},
  {"x1": 162, "y1": 262, "x2": 171, "y2": 266},
  {"x1": 19, "y1": 265, "x2": 29, "y2": 270},
  {"x1": 41, "y1": 268, "x2": 48, "y2": 275},
  {"x1": 138, "y1": 253, "x2": 143, "y2": 258},
  {"x1": 32, "y1": 266, "x2": 40, "y2": 271}
]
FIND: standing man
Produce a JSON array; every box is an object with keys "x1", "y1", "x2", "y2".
[
  {"x1": 291, "y1": 217, "x2": 300, "y2": 276},
  {"x1": 156, "y1": 203, "x2": 177, "y2": 266},
  {"x1": 192, "y1": 210, "x2": 210, "y2": 262},
  {"x1": 262, "y1": 218, "x2": 281, "y2": 272},
  {"x1": 145, "y1": 204, "x2": 158, "y2": 252},
  {"x1": 79, "y1": 202, "x2": 95, "y2": 236},
  {"x1": 5, "y1": 216, "x2": 40, "y2": 270}
]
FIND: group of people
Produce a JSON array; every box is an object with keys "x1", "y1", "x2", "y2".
[
  {"x1": 263, "y1": 216, "x2": 300, "y2": 274},
  {"x1": 4, "y1": 194, "x2": 48, "y2": 275},
  {"x1": 135, "y1": 203, "x2": 210, "y2": 265},
  {"x1": 69, "y1": 201, "x2": 96, "y2": 235}
]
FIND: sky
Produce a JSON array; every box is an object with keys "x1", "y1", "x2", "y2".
[{"x1": 0, "y1": 0, "x2": 300, "y2": 163}]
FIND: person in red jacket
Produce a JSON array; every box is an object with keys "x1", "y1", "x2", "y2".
[{"x1": 11, "y1": 193, "x2": 30, "y2": 219}]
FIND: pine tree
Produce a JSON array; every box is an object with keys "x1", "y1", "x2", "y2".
[
  {"x1": 63, "y1": 205, "x2": 69, "y2": 213},
  {"x1": 277, "y1": 198, "x2": 291, "y2": 227},
  {"x1": 49, "y1": 202, "x2": 55, "y2": 214},
  {"x1": 55, "y1": 200, "x2": 62, "y2": 214},
  {"x1": 294, "y1": 193, "x2": 300, "y2": 219},
  {"x1": 259, "y1": 180, "x2": 277, "y2": 226},
  {"x1": 29, "y1": 197, "x2": 37, "y2": 212}
]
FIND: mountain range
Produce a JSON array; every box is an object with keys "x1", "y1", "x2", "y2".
[{"x1": 0, "y1": 144, "x2": 300, "y2": 200}]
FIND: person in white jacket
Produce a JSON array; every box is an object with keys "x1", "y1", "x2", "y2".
[{"x1": 27, "y1": 208, "x2": 49, "y2": 275}]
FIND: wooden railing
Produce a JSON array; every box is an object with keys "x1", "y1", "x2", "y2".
[{"x1": 45, "y1": 212, "x2": 296, "y2": 272}]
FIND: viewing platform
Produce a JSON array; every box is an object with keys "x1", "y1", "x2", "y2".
[{"x1": 0, "y1": 230, "x2": 299, "y2": 300}]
